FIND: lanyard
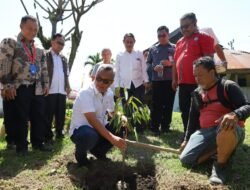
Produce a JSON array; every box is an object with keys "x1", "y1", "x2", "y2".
[{"x1": 22, "y1": 41, "x2": 37, "y2": 64}]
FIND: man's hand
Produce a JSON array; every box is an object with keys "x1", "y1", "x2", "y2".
[
  {"x1": 179, "y1": 140, "x2": 187, "y2": 152},
  {"x1": 66, "y1": 88, "x2": 71, "y2": 95},
  {"x1": 215, "y1": 112, "x2": 239, "y2": 130},
  {"x1": 4, "y1": 88, "x2": 16, "y2": 100},
  {"x1": 172, "y1": 80, "x2": 178, "y2": 91},
  {"x1": 154, "y1": 65, "x2": 163, "y2": 72},
  {"x1": 161, "y1": 60, "x2": 172, "y2": 67},
  {"x1": 111, "y1": 135, "x2": 127, "y2": 151},
  {"x1": 143, "y1": 82, "x2": 151, "y2": 91},
  {"x1": 43, "y1": 87, "x2": 49, "y2": 96}
]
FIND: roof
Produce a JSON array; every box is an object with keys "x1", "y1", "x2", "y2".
[{"x1": 215, "y1": 49, "x2": 250, "y2": 73}]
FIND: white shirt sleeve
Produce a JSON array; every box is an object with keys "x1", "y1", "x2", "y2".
[
  {"x1": 79, "y1": 91, "x2": 96, "y2": 114},
  {"x1": 140, "y1": 52, "x2": 149, "y2": 83},
  {"x1": 114, "y1": 54, "x2": 120, "y2": 87}
]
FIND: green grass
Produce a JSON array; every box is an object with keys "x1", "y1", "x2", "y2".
[{"x1": 0, "y1": 114, "x2": 249, "y2": 189}]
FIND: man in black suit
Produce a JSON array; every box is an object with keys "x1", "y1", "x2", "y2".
[{"x1": 45, "y1": 33, "x2": 71, "y2": 142}]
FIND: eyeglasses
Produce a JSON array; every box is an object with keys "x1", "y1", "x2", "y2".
[
  {"x1": 158, "y1": 34, "x2": 167, "y2": 38},
  {"x1": 96, "y1": 76, "x2": 113, "y2": 85},
  {"x1": 56, "y1": 41, "x2": 65, "y2": 46}
]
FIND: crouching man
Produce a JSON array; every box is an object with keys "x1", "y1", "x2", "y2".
[
  {"x1": 179, "y1": 57, "x2": 250, "y2": 185},
  {"x1": 69, "y1": 65, "x2": 126, "y2": 166}
]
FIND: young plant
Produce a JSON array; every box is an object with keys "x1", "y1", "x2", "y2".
[{"x1": 111, "y1": 88, "x2": 150, "y2": 140}]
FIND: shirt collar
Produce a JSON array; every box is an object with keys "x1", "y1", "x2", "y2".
[
  {"x1": 51, "y1": 49, "x2": 60, "y2": 56},
  {"x1": 90, "y1": 82, "x2": 108, "y2": 96},
  {"x1": 17, "y1": 32, "x2": 35, "y2": 45}
]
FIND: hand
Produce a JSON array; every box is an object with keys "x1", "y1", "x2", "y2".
[
  {"x1": 111, "y1": 135, "x2": 127, "y2": 151},
  {"x1": 154, "y1": 65, "x2": 163, "y2": 72},
  {"x1": 66, "y1": 88, "x2": 71, "y2": 95},
  {"x1": 43, "y1": 87, "x2": 49, "y2": 96},
  {"x1": 115, "y1": 88, "x2": 120, "y2": 98},
  {"x1": 172, "y1": 80, "x2": 178, "y2": 91},
  {"x1": 161, "y1": 60, "x2": 172, "y2": 67},
  {"x1": 215, "y1": 112, "x2": 239, "y2": 131},
  {"x1": 179, "y1": 140, "x2": 187, "y2": 152},
  {"x1": 4, "y1": 88, "x2": 16, "y2": 100}
]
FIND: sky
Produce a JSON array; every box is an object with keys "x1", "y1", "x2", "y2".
[{"x1": 0, "y1": 0, "x2": 250, "y2": 89}]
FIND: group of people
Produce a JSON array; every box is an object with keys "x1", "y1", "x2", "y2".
[
  {"x1": 0, "y1": 15, "x2": 70, "y2": 154},
  {"x1": 1, "y1": 12, "x2": 250, "y2": 186}
]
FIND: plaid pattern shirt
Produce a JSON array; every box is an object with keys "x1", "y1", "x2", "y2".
[{"x1": 0, "y1": 33, "x2": 49, "y2": 95}]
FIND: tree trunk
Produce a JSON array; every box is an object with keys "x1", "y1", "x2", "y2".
[{"x1": 68, "y1": 30, "x2": 82, "y2": 71}]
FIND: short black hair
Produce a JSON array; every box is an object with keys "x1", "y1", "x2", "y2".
[
  {"x1": 157, "y1": 25, "x2": 169, "y2": 33},
  {"x1": 123, "y1": 33, "x2": 135, "y2": 41},
  {"x1": 194, "y1": 56, "x2": 216, "y2": 72},
  {"x1": 180, "y1": 12, "x2": 197, "y2": 23},
  {"x1": 52, "y1": 33, "x2": 64, "y2": 40},
  {"x1": 20, "y1": 15, "x2": 37, "y2": 25}
]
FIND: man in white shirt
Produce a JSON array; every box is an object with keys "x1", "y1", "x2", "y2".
[
  {"x1": 91, "y1": 48, "x2": 113, "y2": 80},
  {"x1": 45, "y1": 33, "x2": 71, "y2": 142},
  {"x1": 70, "y1": 65, "x2": 126, "y2": 166},
  {"x1": 114, "y1": 33, "x2": 149, "y2": 103}
]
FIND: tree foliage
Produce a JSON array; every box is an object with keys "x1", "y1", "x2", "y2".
[{"x1": 20, "y1": 0, "x2": 104, "y2": 70}]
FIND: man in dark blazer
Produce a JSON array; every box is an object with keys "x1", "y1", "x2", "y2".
[{"x1": 45, "y1": 33, "x2": 71, "y2": 142}]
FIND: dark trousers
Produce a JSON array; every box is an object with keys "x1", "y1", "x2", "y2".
[
  {"x1": 45, "y1": 93, "x2": 66, "y2": 140},
  {"x1": 151, "y1": 80, "x2": 176, "y2": 131},
  {"x1": 15, "y1": 85, "x2": 46, "y2": 151},
  {"x1": 3, "y1": 99, "x2": 16, "y2": 144},
  {"x1": 179, "y1": 84, "x2": 197, "y2": 134},
  {"x1": 120, "y1": 83, "x2": 145, "y2": 104},
  {"x1": 71, "y1": 124, "x2": 115, "y2": 163}
]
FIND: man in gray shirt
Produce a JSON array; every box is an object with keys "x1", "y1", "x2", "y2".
[{"x1": 147, "y1": 26, "x2": 176, "y2": 135}]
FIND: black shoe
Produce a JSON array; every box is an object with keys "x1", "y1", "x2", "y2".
[
  {"x1": 32, "y1": 144, "x2": 52, "y2": 152},
  {"x1": 209, "y1": 162, "x2": 229, "y2": 185},
  {"x1": 75, "y1": 153, "x2": 90, "y2": 167},
  {"x1": 161, "y1": 129, "x2": 172, "y2": 134},
  {"x1": 6, "y1": 142, "x2": 15, "y2": 150},
  {"x1": 150, "y1": 127, "x2": 160, "y2": 136},
  {"x1": 16, "y1": 147, "x2": 28, "y2": 156},
  {"x1": 56, "y1": 133, "x2": 65, "y2": 140}
]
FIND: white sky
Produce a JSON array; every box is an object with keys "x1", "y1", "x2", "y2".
[{"x1": 0, "y1": 0, "x2": 250, "y2": 89}]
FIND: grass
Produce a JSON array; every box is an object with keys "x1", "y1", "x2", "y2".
[{"x1": 0, "y1": 114, "x2": 249, "y2": 190}]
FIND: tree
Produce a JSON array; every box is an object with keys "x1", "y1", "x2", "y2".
[
  {"x1": 20, "y1": 0, "x2": 104, "y2": 70},
  {"x1": 228, "y1": 39, "x2": 235, "y2": 50},
  {"x1": 84, "y1": 52, "x2": 102, "y2": 66}
]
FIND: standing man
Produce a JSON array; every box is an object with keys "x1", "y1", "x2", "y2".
[
  {"x1": 0, "y1": 15, "x2": 50, "y2": 155},
  {"x1": 173, "y1": 13, "x2": 214, "y2": 141},
  {"x1": 69, "y1": 65, "x2": 126, "y2": 166},
  {"x1": 147, "y1": 26, "x2": 176, "y2": 135},
  {"x1": 91, "y1": 48, "x2": 113, "y2": 81},
  {"x1": 45, "y1": 33, "x2": 71, "y2": 142},
  {"x1": 114, "y1": 33, "x2": 149, "y2": 103}
]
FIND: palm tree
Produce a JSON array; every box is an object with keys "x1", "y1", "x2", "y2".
[{"x1": 84, "y1": 53, "x2": 102, "y2": 66}]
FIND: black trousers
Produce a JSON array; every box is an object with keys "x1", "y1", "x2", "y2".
[
  {"x1": 151, "y1": 80, "x2": 176, "y2": 131},
  {"x1": 45, "y1": 93, "x2": 66, "y2": 140},
  {"x1": 3, "y1": 99, "x2": 16, "y2": 144},
  {"x1": 119, "y1": 83, "x2": 145, "y2": 104},
  {"x1": 15, "y1": 85, "x2": 46, "y2": 150},
  {"x1": 179, "y1": 84, "x2": 197, "y2": 134}
]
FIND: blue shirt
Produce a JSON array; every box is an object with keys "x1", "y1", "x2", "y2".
[{"x1": 146, "y1": 43, "x2": 175, "y2": 81}]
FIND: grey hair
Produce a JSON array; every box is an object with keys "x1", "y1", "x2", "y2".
[{"x1": 96, "y1": 64, "x2": 115, "y2": 79}]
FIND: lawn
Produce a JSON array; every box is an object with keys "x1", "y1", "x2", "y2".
[{"x1": 0, "y1": 113, "x2": 249, "y2": 190}]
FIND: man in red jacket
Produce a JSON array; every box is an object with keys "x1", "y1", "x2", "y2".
[{"x1": 173, "y1": 13, "x2": 215, "y2": 141}]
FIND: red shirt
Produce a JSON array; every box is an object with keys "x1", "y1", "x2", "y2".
[
  {"x1": 174, "y1": 32, "x2": 214, "y2": 84},
  {"x1": 199, "y1": 85, "x2": 244, "y2": 128}
]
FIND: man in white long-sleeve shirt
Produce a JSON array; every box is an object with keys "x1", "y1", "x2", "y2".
[{"x1": 114, "y1": 33, "x2": 149, "y2": 104}]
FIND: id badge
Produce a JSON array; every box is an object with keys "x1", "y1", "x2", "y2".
[{"x1": 29, "y1": 64, "x2": 37, "y2": 75}]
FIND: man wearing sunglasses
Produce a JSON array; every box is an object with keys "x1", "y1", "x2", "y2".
[
  {"x1": 147, "y1": 26, "x2": 176, "y2": 135},
  {"x1": 69, "y1": 65, "x2": 126, "y2": 167},
  {"x1": 173, "y1": 13, "x2": 215, "y2": 142},
  {"x1": 45, "y1": 33, "x2": 71, "y2": 143}
]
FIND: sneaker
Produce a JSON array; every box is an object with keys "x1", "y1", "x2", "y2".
[{"x1": 209, "y1": 162, "x2": 228, "y2": 185}]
